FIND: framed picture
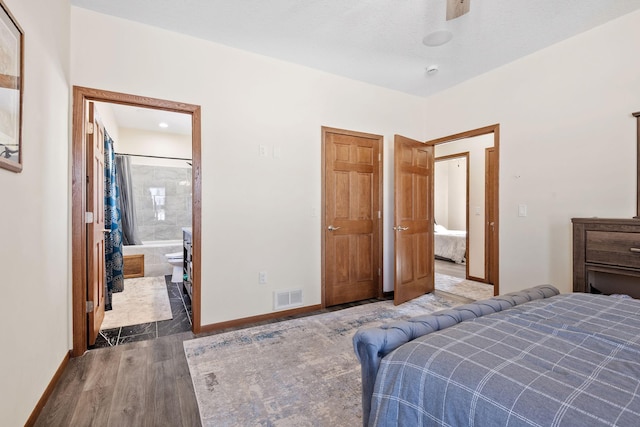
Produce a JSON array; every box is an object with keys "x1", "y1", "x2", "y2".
[{"x1": 0, "y1": 1, "x2": 23, "y2": 173}]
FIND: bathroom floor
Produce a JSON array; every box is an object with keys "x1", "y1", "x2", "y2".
[{"x1": 91, "y1": 275, "x2": 192, "y2": 349}]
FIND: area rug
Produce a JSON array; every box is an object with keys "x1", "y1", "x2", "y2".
[
  {"x1": 184, "y1": 292, "x2": 464, "y2": 426},
  {"x1": 101, "y1": 276, "x2": 172, "y2": 330},
  {"x1": 435, "y1": 272, "x2": 494, "y2": 301}
]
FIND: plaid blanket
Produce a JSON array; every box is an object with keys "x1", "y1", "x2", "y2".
[{"x1": 370, "y1": 293, "x2": 640, "y2": 426}]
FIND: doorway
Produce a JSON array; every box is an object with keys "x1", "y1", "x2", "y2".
[
  {"x1": 428, "y1": 124, "x2": 499, "y2": 293},
  {"x1": 434, "y1": 153, "x2": 469, "y2": 278},
  {"x1": 71, "y1": 86, "x2": 202, "y2": 357}
]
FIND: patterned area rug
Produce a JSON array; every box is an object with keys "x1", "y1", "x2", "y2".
[
  {"x1": 435, "y1": 272, "x2": 494, "y2": 301},
  {"x1": 184, "y1": 293, "x2": 464, "y2": 426},
  {"x1": 101, "y1": 276, "x2": 172, "y2": 330}
]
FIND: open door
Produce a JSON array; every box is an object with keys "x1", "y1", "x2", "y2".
[
  {"x1": 393, "y1": 135, "x2": 435, "y2": 304},
  {"x1": 86, "y1": 101, "x2": 106, "y2": 345}
]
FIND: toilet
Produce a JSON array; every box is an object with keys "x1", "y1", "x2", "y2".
[{"x1": 165, "y1": 252, "x2": 183, "y2": 283}]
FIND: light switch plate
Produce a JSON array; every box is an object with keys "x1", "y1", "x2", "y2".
[{"x1": 518, "y1": 204, "x2": 527, "y2": 217}]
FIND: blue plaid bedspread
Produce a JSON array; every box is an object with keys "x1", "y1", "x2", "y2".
[{"x1": 369, "y1": 293, "x2": 640, "y2": 426}]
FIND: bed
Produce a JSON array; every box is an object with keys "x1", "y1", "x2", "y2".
[
  {"x1": 434, "y1": 224, "x2": 466, "y2": 264},
  {"x1": 353, "y1": 285, "x2": 640, "y2": 426}
]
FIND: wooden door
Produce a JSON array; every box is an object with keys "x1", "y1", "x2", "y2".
[
  {"x1": 323, "y1": 127, "x2": 382, "y2": 306},
  {"x1": 393, "y1": 135, "x2": 434, "y2": 305},
  {"x1": 86, "y1": 102, "x2": 106, "y2": 345}
]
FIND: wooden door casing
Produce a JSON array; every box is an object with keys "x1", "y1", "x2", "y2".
[
  {"x1": 486, "y1": 146, "x2": 498, "y2": 292},
  {"x1": 393, "y1": 135, "x2": 434, "y2": 305},
  {"x1": 72, "y1": 86, "x2": 202, "y2": 357},
  {"x1": 323, "y1": 127, "x2": 382, "y2": 306},
  {"x1": 86, "y1": 101, "x2": 106, "y2": 345}
]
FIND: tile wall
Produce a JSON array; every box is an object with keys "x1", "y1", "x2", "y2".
[{"x1": 131, "y1": 164, "x2": 192, "y2": 242}]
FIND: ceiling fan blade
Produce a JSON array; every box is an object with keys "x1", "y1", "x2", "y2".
[{"x1": 446, "y1": 0, "x2": 470, "y2": 21}]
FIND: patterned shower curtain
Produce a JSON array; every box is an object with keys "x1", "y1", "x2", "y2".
[{"x1": 104, "y1": 132, "x2": 124, "y2": 310}]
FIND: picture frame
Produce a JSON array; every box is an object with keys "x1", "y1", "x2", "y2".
[{"x1": 0, "y1": 1, "x2": 23, "y2": 173}]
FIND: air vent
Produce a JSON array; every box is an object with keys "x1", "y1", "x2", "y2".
[{"x1": 274, "y1": 289, "x2": 303, "y2": 310}]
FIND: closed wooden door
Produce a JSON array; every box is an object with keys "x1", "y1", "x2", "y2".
[
  {"x1": 393, "y1": 135, "x2": 434, "y2": 305},
  {"x1": 323, "y1": 127, "x2": 382, "y2": 306},
  {"x1": 86, "y1": 102, "x2": 106, "y2": 345}
]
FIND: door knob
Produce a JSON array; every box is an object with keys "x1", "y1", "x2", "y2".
[
  {"x1": 393, "y1": 225, "x2": 409, "y2": 231},
  {"x1": 328, "y1": 225, "x2": 341, "y2": 231},
  {"x1": 102, "y1": 229, "x2": 111, "y2": 233}
]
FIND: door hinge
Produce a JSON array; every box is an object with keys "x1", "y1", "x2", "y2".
[
  {"x1": 378, "y1": 268, "x2": 381, "y2": 276},
  {"x1": 85, "y1": 212, "x2": 94, "y2": 223},
  {"x1": 377, "y1": 210, "x2": 381, "y2": 219},
  {"x1": 378, "y1": 153, "x2": 381, "y2": 161},
  {"x1": 86, "y1": 300, "x2": 94, "y2": 313},
  {"x1": 86, "y1": 122, "x2": 94, "y2": 135}
]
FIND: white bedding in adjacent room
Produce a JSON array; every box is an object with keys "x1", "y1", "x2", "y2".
[{"x1": 434, "y1": 224, "x2": 466, "y2": 264}]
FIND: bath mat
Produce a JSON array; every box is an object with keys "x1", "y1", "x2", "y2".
[
  {"x1": 184, "y1": 292, "x2": 463, "y2": 426},
  {"x1": 101, "y1": 276, "x2": 172, "y2": 330},
  {"x1": 435, "y1": 272, "x2": 494, "y2": 300}
]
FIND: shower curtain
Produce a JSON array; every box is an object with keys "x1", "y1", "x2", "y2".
[
  {"x1": 115, "y1": 155, "x2": 142, "y2": 245},
  {"x1": 104, "y1": 132, "x2": 124, "y2": 310}
]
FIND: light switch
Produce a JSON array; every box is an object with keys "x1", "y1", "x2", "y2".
[
  {"x1": 259, "y1": 145, "x2": 268, "y2": 157},
  {"x1": 518, "y1": 204, "x2": 527, "y2": 217}
]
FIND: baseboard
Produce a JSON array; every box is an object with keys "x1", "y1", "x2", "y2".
[
  {"x1": 198, "y1": 304, "x2": 323, "y2": 334},
  {"x1": 468, "y1": 275, "x2": 491, "y2": 284},
  {"x1": 24, "y1": 350, "x2": 71, "y2": 427}
]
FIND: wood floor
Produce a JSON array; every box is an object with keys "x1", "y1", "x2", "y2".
[
  {"x1": 35, "y1": 263, "x2": 469, "y2": 426},
  {"x1": 435, "y1": 258, "x2": 466, "y2": 279},
  {"x1": 35, "y1": 331, "x2": 201, "y2": 427}
]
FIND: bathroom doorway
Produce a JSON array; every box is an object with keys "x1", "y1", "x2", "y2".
[{"x1": 71, "y1": 86, "x2": 202, "y2": 357}]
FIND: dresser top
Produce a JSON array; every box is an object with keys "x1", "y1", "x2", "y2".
[{"x1": 572, "y1": 217, "x2": 640, "y2": 225}]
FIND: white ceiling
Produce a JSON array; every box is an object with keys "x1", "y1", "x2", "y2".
[
  {"x1": 100, "y1": 102, "x2": 193, "y2": 135},
  {"x1": 72, "y1": 0, "x2": 640, "y2": 99}
]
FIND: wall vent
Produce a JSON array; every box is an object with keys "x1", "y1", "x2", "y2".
[{"x1": 274, "y1": 289, "x2": 303, "y2": 310}]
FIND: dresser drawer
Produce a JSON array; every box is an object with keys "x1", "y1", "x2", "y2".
[{"x1": 586, "y1": 231, "x2": 640, "y2": 268}]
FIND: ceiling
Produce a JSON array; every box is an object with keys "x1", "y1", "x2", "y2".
[
  {"x1": 72, "y1": 0, "x2": 640, "y2": 99},
  {"x1": 99, "y1": 102, "x2": 192, "y2": 135}
]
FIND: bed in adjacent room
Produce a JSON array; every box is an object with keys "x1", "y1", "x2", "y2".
[
  {"x1": 353, "y1": 286, "x2": 640, "y2": 426},
  {"x1": 434, "y1": 224, "x2": 466, "y2": 264}
]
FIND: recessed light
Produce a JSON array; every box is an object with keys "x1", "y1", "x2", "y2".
[
  {"x1": 422, "y1": 30, "x2": 453, "y2": 47},
  {"x1": 159, "y1": 122, "x2": 169, "y2": 128}
]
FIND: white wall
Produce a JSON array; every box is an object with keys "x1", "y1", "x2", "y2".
[
  {"x1": 70, "y1": 7, "x2": 427, "y2": 324},
  {"x1": 0, "y1": 0, "x2": 70, "y2": 425},
  {"x1": 117, "y1": 127, "x2": 192, "y2": 168},
  {"x1": 434, "y1": 161, "x2": 450, "y2": 227},
  {"x1": 424, "y1": 10, "x2": 640, "y2": 294},
  {"x1": 434, "y1": 157, "x2": 467, "y2": 230}
]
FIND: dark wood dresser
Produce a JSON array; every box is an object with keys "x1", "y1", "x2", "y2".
[{"x1": 572, "y1": 218, "x2": 640, "y2": 298}]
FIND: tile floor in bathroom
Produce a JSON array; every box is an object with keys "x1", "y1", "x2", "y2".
[{"x1": 91, "y1": 275, "x2": 192, "y2": 349}]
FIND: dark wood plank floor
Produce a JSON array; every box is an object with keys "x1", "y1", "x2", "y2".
[{"x1": 35, "y1": 331, "x2": 201, "y2": 427}]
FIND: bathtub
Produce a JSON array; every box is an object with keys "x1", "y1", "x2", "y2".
[{"x1": 122, "y1": 240, "x2": 183, "y2": 278}]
